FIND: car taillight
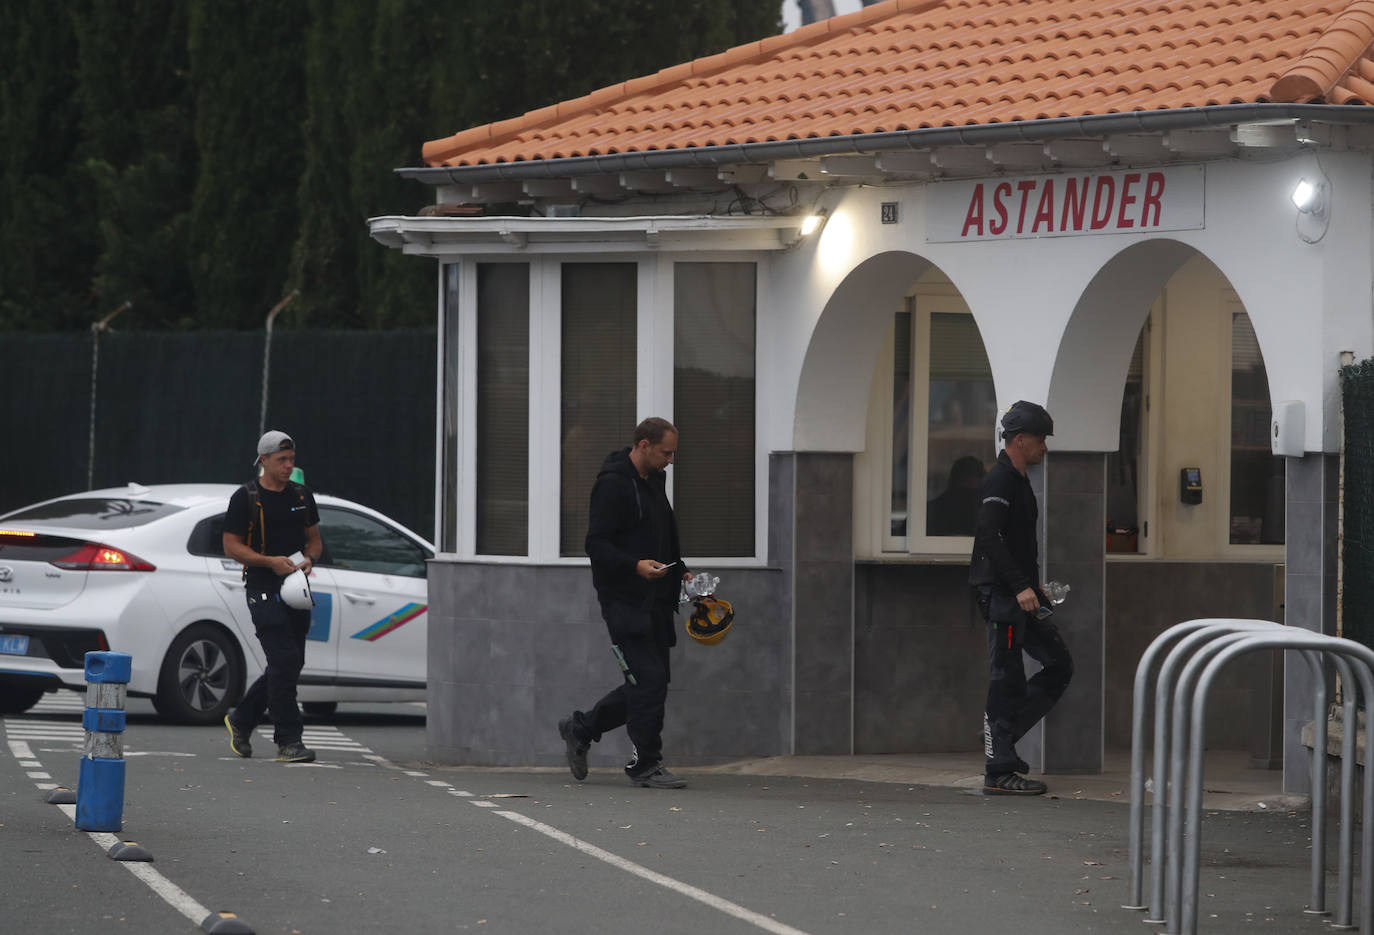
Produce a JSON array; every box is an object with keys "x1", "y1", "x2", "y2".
[{"x1": 50, "y1": 542, "x2": 156, "y2": 572}]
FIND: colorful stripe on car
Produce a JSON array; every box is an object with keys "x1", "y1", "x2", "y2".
[{"x1": 351, "y1": 603, "x2": 427, "y2": 641}]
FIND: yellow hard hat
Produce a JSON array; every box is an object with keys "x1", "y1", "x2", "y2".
[{"x1": 686, "y1": 596, "x2": 734, "y2": 645}]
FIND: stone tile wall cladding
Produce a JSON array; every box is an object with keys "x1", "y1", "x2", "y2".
[
  {"x1": 854, "y1": 561, "x2": 1281, "y2": 755},
  {"x1": 425, "y1": 562, "x2": 790, "y2": 767}
]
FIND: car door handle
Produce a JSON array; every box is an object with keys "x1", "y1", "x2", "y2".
[
  {"x1": 218, "y1": 580, "x2": 244, "y2": 591},
  {"x1": 343, "y1": 592, "x2": 376, "y2": 605}
]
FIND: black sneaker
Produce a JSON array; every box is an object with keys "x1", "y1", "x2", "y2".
[
  {"x1": 629, "y1": 766, "x2": 687, "y2": 789},
  {"x1": 224, "y1": 714, "x2": 252, "y2": 758},
  {"x1": 984, "y1": 772, "x2": 1047, "y2": 796},
  {"x1": 275, "y1": 742, "x2": 316, "y2": 763},
  {"x1": 558, "y1": 716, "x2": 589, "y2": 781}
]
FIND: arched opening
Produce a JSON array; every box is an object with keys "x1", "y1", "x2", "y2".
[{"x1": 1049, "y1": 240, "x2": 1286, "y2": 758}]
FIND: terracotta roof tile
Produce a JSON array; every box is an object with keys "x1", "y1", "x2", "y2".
[{"x1": 423, "y1": 0, "x2": 1374, "y2": 167}]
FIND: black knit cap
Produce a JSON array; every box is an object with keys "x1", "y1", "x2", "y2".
[{"x1": 1000, "y1": 400, "x2": 1054, "y2": 439}]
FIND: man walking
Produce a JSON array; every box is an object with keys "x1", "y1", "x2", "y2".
[
  {"x1": 970, "y1": 401, "x2": 1073, "y2": 795},
  {"x1": 222, "y1": 430, "x2": 323, "y2": 764},
  {"x1": 559, "y1": 417, "x2": 693, "y2": 789}
]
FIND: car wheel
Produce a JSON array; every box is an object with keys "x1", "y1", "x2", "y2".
[
  {"x1": 153, "y1": 623, "x2": 243, "y2": 725},
  {"x1": 0, "y1": 679, "x2": 47, "y2": 715},
  {"x1": 303, "y1": 701, "x2": 338, "y2": 718}
]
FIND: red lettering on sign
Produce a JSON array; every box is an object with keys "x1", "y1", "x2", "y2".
[
  {"x1": 1031, "y1": 180, "x2": 1056, "y2": 233},
  {"x1": 961, "y1": 184, "x2": 985, "y2": 237},
  {"x1": 1014, "y1": 179, "x2": 1037, "y2": 233},
  {"x1": 990, "y1": 182, "x2": 1011, "y2": 235},
  {"x1": 1142, "y1": 172, "x2": 1165, "y2": 227},
  {"x1": 1061, "y1": 177, "x2": 1089, "y2": 231},
  {"x1": 1116, "y1": 173, "x2": 1141, "y2": 229},
  {"x1": 1090, "y1": 176, "x2": 1115, "y2": 230}
]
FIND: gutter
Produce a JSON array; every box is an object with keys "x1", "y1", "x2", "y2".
[{"x1": 397, "y1": 104, "x2": 1374, "y2": 186}]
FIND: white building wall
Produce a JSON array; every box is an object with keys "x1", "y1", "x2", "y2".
[{"x1": 763, "y1": 153, "x2": 1374, "y2": 458}]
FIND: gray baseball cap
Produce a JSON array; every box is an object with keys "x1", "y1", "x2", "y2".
[{"x1": 255, "y1": 430, "x2": 295, "y2": 464}]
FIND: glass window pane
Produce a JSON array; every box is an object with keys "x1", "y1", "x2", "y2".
[
  {"x1": 476, "y1": 264, "x2": 529, "y2": 555},
  {"x1": 1106, "y1": 328, "x2": 1145, "y2": 553},
  {"x1": 440, "y1": 264, "x2": 460, "y2": 552},
  {"x1": 4, "y1": 497, "x2": 184, "y2": 528},
  {"x1": 674, "y1": 262, "x2": 755, "y2": 557},
  {"x1": 561, "y1": 263, "x2": 638, "y2": 556},
  {"x1": 318, "y1": 507, "x2": 430, "y2": 577},
  {"x1": 890, "y1": 311, "x2": 912, "y2": 539},
  {"x1": 1229, "y1": 312, "x2": 1284, "y2": 545},
  {"x1": 925, "y1": 313, "x2": 996, "y2": 537}
]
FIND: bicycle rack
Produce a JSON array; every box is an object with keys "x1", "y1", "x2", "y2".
[
  {"x1": 1172, "y1": 632, "x2": 1374, "y2": 935},
  {"x1": 1124, "y1": 622, "x2": 1371, "y2": 934}
]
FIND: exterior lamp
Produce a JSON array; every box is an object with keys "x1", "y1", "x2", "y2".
[
  {"x1": 800, "y1": 207, "x2": 829, "y2": 236},
  {"x1": 1291, "y1": 178, "x2": 1327, "y2": 217},
  {"x1": 1292, "y1": 172, "x2": 1331, "y2": 244}
]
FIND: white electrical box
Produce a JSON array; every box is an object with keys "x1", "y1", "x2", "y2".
[{"x1": 1271, "y1": 400, "x2": 1305, "y2": 456}]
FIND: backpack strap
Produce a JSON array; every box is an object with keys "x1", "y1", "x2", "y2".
[{"x1": 241, "y1": 481, "x2": 264, "y2": 581}]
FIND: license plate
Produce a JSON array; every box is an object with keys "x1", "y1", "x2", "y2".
[{"x1": 0, "y1": 634, "x2": 29, "y2": 655}]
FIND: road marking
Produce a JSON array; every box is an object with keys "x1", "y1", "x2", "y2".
[
  {"x1": 7, "y1": 725, "x2": 239, "y2": 932},
  {"x1": 493, "y1": 809, "x2": 814, "y2": 935},
  {"x1": 55, "y1": 805, "x2": 216, "y2": 927}
]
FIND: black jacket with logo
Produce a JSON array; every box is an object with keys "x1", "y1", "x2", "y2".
[
  {"x1": 584, "y1": 448, "x2": 688, "y2": 614},
  {"x1": 969, "y1": 449, "x2": 1039, "y2": 598}
]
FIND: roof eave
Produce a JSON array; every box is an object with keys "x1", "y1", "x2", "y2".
[{"x1": 398, "y1": 104, "x2": 1374, "y2": 186}]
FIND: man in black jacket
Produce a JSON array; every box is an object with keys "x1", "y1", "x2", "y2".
[
  {"x1": 559, "y1": 417, "x2": 693, "y2": 789},
  {"x1": 970, "y1": 401, "x2": 1073, "y2": 795}
]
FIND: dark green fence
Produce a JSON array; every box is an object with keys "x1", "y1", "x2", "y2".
[
  {"x1": 1343, "y1": 359, "x2": 1374, "y2": 650},
  {"x1": 0, "y1": 329, "x2": 436, "y2": 540}
]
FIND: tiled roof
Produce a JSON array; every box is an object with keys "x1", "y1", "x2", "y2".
[{"x1": 422, "y1": 0, "x2": 1374, "y2": 168}]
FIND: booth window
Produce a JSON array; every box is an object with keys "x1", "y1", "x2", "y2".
[
  {"x1": 440, "y1": 264, "x2": 460, "y2": 552},
  {"x1": 1229, "y1": 310, "x2": 1284, "y2": 545},
  {"x1": 1105, "y1": 327, "x2": 1146, "y2": 553},
  {"x1": 673, "y1": 262, "x2": 756, "y2": 557},
  {"x1": 475, "y1": 263, "x2": 529, "y2": 555},
  {"x1": 560, "y1": 263, "x2": 638, "y2": 556},
  {"x1": 884, "y1": 295, "x2": 997, "y2": 553}
]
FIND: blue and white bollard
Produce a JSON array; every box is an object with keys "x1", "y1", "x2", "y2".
[{"x1": 75, "y1": 651, "x2": 132, "y2": 832}]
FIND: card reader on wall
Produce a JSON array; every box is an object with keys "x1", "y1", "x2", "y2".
[{"x1": 1180, "y1": 467, "x2": 1202, "y2": 505}]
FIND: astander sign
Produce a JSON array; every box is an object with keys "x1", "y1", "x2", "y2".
[{"x1": 926, "y1": 164, "x2": 1204, "y2": 243}]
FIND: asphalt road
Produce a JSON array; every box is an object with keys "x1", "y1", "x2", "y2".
[{"x1": 1, "y1": 694, "x2": 1331, "y2": 935}]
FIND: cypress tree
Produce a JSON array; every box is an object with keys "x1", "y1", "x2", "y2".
[
  {"x1": 74, "y1": 2, "x2": 195, "y2": 329},
  {"x1": 187, "y1": 0, "x2": 308, "y2": 329},
  {"x1": 0, "y1": 0, "x2": 99, "y2": 330}
]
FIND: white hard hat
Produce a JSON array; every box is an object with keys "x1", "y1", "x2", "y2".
[{"x1": 281, "y1": 568, "x2": 313, "y2": 610}]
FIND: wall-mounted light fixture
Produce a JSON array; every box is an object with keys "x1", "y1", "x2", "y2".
[
  {"x1": 1291, "y1": 170, "x2": 1331, "y2": 244},
  {"x1": 800, "y1": 207, "x2": 830, "y2": 237},
  {"x1": 1291, "y1": 177, "x2": 1327, "y2": 217}
]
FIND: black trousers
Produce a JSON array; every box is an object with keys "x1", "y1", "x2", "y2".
[
  {"x1": 574, "y1": 602, "x2": 673, "y2": 775},
  {"x1": 231, "y1": 594, "x2": 311, "y2": 747},
  {"x1": 980, "y1": 592, "x2": 1074, "y2": 778}
]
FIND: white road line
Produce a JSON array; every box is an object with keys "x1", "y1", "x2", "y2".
[
  {"x1": 493, "y1": 810, "x2": 813, "y2": 935},
  {"x1": 63, "y1": 813, "x2": 216, "y2": 926},
  {"x1": 6, "y1": 741, "x2": 227, "y2": 931}
]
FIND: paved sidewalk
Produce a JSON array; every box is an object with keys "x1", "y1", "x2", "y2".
[{"x1": 697, "y1": 748, "x2": 1303, "y2": 812}]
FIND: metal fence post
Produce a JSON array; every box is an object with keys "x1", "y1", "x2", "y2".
[{"x1": 74, "y1": 650, "x2": 132, "y2": 832}]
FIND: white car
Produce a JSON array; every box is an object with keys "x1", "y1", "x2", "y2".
[{"x1": 0, "y1": 483, "x2": 432, "y2": 723}]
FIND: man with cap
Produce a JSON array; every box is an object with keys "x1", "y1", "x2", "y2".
[
  {"x1": 221, "y1": 430, "x2": 323, "y2": 763},
  {"x1": 970, "y1": 401, "x2": 1073, "y2": 795}
]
